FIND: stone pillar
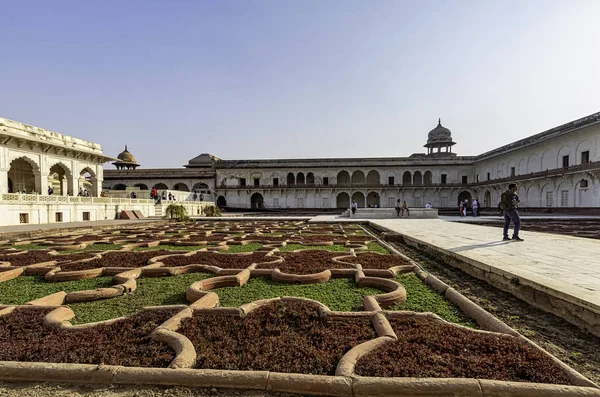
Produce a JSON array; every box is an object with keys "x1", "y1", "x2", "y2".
[
  {"x1": 69, "y1": 175, "x2": 79, "y2": 196},
  {"x1": 0, "y1": 168, "x2": 8, "y2": 194},
  {"x1": 38, "y1": 172, "x2": 48, "y2": 195}
]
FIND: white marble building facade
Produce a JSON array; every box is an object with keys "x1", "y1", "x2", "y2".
[
  {"x1": 101, "y1": 111, "x2": 600, "y2": 211},
  {"x1": 0, "y1": 118, "x2": 113, "y2": 197}
]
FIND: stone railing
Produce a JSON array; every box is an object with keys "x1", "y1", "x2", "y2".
[
  {"x1": 472, "y1": 160, "x2": 600, "y2": 187},
  {"x1": 0, "y1": 193, "x2": 155, "y2": 205}
]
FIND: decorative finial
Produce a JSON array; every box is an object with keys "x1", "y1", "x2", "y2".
[
  {"x1": 438, "y1": 118, "x2": 441, "y2": 125},
  {"x1": 125, "y1": 145, "x2": 128, "y2": 151}
]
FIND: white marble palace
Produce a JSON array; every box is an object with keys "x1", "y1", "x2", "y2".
[{"x1": 102, "y1": 112, "x2": 600, "y2": 211}]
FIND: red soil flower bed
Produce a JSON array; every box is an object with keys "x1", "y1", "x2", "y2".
[
  {"x1": 354, "y1": 317, "x2": 572, "y2": 384},
  {"x1": 257, "y1": 251, "x2": 353, "y2": 274},
  {"x1": 73, "y1": 235, "x2": 112, "y2": 242},
  {"x1": 58, "y1": 250, "x2": 185, "y2": 271},
  {"x1": 178, "y1": 300, "x2": 376, "y2": 375},
  {"x1": 338, "y1": 253, "x2": 412, "y2": 269},
  {"x1": 0, "y1": 308, "x2": 177, "y2": 367},
  {"x1": 160, "y1": 252, "x2": 271, "y2": 269},
  {"x1": 0, "y1": 251, "x2": 54, "y2": 266}
]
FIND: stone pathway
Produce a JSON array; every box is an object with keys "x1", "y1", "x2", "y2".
[{"x1": 370, "y1": 218, "x2": 600, "y2": 326}]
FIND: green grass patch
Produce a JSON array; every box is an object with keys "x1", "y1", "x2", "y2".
[
  {"x1": 135, "y1": 245, "x2": 202, "y2": 251},
  {"x1": 68, "y1": 273, "x2": 212, "y2": 324},
  {"x1": 9, "y1": 244, "x2": 47, "y2": 251},
  {"x1": 224, "y1": 243, "x2": 263, "y2": 253},
  {"x1": 366, "y1": 242, "x2": 389, "y2": 254},
  {"x1": 214, "y1": 277, "x2": 382, "y2": 311},
  {"x1": 279, "y1": 244, "x2": 350, "y2": 252},
  {"x1": 0, "y1": 276, "x2": 114, "y2": 305},
  {"x1": 390, "y1": 273, "x2": 477, "y2": 328}
]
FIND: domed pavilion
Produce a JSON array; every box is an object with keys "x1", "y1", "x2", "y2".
[
  {"x1": 424, "y1": 119, "x2": 456, "y2": 157},
  {"x1": 112, "y1": 145, "x2": 140, "y2": 170}
]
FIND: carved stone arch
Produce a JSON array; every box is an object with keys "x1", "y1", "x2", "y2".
[
  {"x1": 540, "y1": 149, "x2": 556, "y2": 171},
  {"x1": 366, "y1": 170, "x2": 380, "y2": 185},
  {"x1": 527, "y1": 183, "x2": 542, "y2": 207},
  {"x1": 351, "y1": 170, "x2": 365, "y2": 185},
  {"x1": 287, "y1": 172, "x2": 295, "y2": 185},
  {"x1": 336, "y1": 192, "x2": 350, "y2": 208},
  {"x1": 49, "y1": 161, "x2": 73, "y2": 178},
  {"x1": 337, "y1": 170, "x2": 350, "y2": 185},
  {"x1": 556, "y1": 144, "x2": 573, "y2": 167},
  {"x1": 527, "y1": 153, "x2": 541, "y2": 173},
  {"x1": 413, "y1": 171, "x2": 423, "y2": 185},
  {"x1": 518, "y1": 158, "x2": 527, "y2": 175},
  {"x1": 172, "y1": 182, "x2": 190, "y2": 191},
  {"x1": 423, "y1": 170, "x2": 433, "y2": 185},
  {"x1": 8, "y1": 156, "x2": 41, "y2": 193}
]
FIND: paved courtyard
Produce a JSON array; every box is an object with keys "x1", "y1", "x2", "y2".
[{"x1": 369, "y1": 218, "x2": 600, "y2": 321}]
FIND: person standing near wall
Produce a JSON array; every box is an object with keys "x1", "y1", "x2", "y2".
[
  {"x1": 500, "y1": 183, "x2": 523, "y2": 241},
  {"x1": 351, "y1": 200, "x2": 358, "y2": 215},
  {"x1": 472, "y1": 198, "x2": 479, "y2": 217},
  {"x1": 394, "y1": 199, "x2": 401, "y2": 217}
]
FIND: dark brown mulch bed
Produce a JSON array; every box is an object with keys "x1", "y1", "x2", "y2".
[
  {"x1": 57, "y1": 250, "x2": 185, "y2": 271},
  {"x1": 354, "y1": 317, "x2": 572, "y2": 384},
  {"x1": 160, "y1": 252, "x2": 271, "y2": 269},
  {"x1": 0, "y1": 251, "x2": 54, "y2": 266},
  {"x1": 178, "y1": 300, "x2": 376, "y2": 375},
  {"x1": 73, "y1": 235, "x2": 112, "y2": 242},
  {"x1": 0, "y1": 308, "x2": 177, "y2": 367},
  {"x1": 53, "y1": 253, "x2": 101, "y2": 264},
  {"x1": 338, "y1": 253, "x2": 412, "y2": 269},
  {"x1": 256, "y1": 251, "x2": 352, "y2": 274}
]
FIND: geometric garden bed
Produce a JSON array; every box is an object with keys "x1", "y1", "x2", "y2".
[{"x1": 0, "y1": 220, "x2": 598, "y2": 396}]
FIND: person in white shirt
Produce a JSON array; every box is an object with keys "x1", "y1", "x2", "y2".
[
  {"x1": 351, "y1": 200, "x2": 358, "y2": 215},
  {"x1": 472, "y1": 199, "x2": 479, "y2": 217}
]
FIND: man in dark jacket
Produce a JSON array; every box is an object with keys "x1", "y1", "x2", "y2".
[{"x1": 500, "y1": 183, "x2": 523, "y2": 241}]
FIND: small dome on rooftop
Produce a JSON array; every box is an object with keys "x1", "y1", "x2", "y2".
[
  {"x1": 117, "y1": 145, "x2": 137, "y2": 164},
  {"x1": 427, "y1": 119, "x2": 453, "y2": 143}
]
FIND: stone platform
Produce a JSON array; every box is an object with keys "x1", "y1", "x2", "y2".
[
  {"x1": 369, "y1": 218, "x2": 600, "y2": 337},
  {"x1": 347, "y1": 208, "x2": 439, "y2": 219}
]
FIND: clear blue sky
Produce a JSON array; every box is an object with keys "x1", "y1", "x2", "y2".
[{"x1": 2, "y1": 0, "x2": 599, "y2": 168}]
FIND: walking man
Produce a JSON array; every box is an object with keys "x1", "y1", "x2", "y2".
[
  {"x1": 351, "y1": 200, "x2": 358, "y2": 215},
  {"x1": 500, "y1": 183, "x2": 523, "y2": 241},
  {"x1": 394, "y1": 199, "x2": 401, "y2": 217}
]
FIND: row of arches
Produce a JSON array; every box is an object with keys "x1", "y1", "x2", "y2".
[
  {"x1": 112, "y1": 182, "x2": 210, "y2": 192},
  {"x1": 241, "y1": 190, "x2": 476, "y2": 209},
  {"x1": 7, "y1": 157, "x2": 97, "y2": 196},
  {"x1": 285, "y1": 170, "x2": 435, "y2": 185}
]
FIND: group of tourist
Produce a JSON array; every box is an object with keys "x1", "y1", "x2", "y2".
[
  {"x1": 44, "y1": 187, "x2": 91, "y2": 197},
  {"x1": 459, "y1": 198, "x2": 480, "y2": 217},
  {"x1": 394, "y1": 199, "x2": 410, "y2": 217}
]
